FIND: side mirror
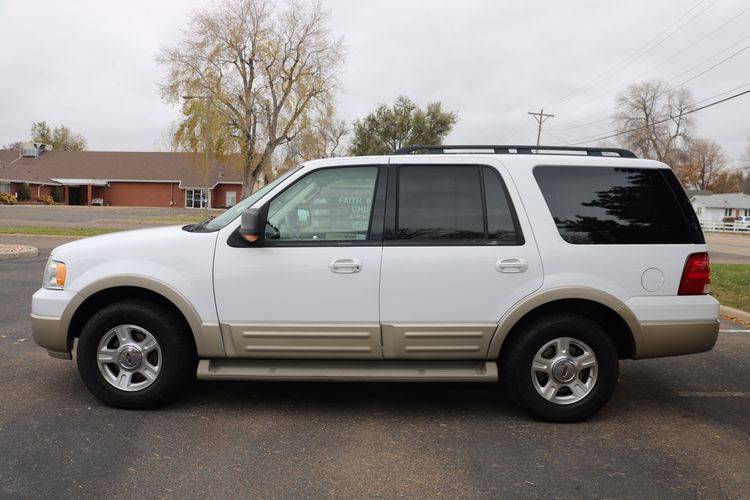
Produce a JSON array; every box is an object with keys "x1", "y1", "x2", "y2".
[
  {"x1": 239, "y1": 208, "x2": 264, "y2": 243},
  {"x1": 296, "y1": 207, "x2": 311, "y2": 227}
]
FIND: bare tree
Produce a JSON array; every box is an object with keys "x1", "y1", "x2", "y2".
[
  {"x1": 679, "y1": 138, "x2": 729, "y2": 191},
  {"x1": 156, "y1": 121, "x2": 184, "y2": 152},
  {"x1": 281, "y1": 102, "x2": 348, "y2": 168},
  {"x1": 742, "y1": 135, "x2": 750, "y2": 167},
  {"x1": 158, "y1": 0, "x2": 345, "y2": 196},
  {"x1": 614, "y1": 80, "x2": 693, "y2": 164}
]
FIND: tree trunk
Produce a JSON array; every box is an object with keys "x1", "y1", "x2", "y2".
[{"x1": 241, "y1": 148, "x2": 258, "y2": 199}]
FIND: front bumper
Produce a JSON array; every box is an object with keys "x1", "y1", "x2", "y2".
[
  {"x1": 30, "y1": 314, "x2": 71, "y2": 359},
  {"x1": 30, "y1": 287, "x2": 80, "y2": 360}
]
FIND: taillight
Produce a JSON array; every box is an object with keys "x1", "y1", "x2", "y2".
[{"x1": 679, "y1": 252, "x2": 710, "y2": 295}]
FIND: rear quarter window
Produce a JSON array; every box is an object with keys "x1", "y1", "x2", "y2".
[{"x1": 534, "y1": 166, "x2": 703, "y2": 244}]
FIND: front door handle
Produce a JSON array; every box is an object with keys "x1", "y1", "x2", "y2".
[
  {"x1": 329, "y1": 258, "x2": 363, "y2": 274},
  {"x1": 496, "y1": 258, "x2": 528, "y2": 273}
]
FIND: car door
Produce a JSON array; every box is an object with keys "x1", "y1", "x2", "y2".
[
  {"x1": 213, "y1": 160, "x2": 387, "y2": 359},
  {"x1": 379, "y1": 157, "x2": 543, "y2": 359}
]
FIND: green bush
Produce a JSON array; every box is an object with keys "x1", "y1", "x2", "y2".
[
  {"x1": 0, "y1": 192, "x2": 18, "y2": 205},
  {"x1": 18, "y1": 182, "x2": 31, "y2": 201},
  {"x1": 51, "y1": 186, "x2": 63, "y2": 202}
]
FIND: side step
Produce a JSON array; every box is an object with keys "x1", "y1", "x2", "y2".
[{"x1": 197, "y1": 359, "x2": 498, "y2": 382}]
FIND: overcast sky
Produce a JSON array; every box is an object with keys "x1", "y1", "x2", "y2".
[{"x1": 1, "y1": 0, "x2": 748, "y2": 165}]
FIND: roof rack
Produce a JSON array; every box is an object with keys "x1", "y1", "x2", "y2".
[{"x1": 392, "y1": 145, "x2": 637, "y2": 158}]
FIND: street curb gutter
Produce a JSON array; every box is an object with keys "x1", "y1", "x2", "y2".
[
  {"x1": 720, "y1": 305, "x2": 750, "y2": 325},
  {"x1": 0, "y1": 246, "x2": 39, "y2": 260}
]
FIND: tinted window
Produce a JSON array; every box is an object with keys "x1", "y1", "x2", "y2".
[
  {"x1": 534, "y1": 166, "x2": 697, "y2": 244},
  {"x1": 484, "y1": 166, "x2": 524, "y2": 244},
  {"x1": 397, "y1": 166, "x2": 484, "y2": 240}
]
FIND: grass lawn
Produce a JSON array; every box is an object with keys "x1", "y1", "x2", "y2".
[
  {"x1": 0, "y1": 226, "x2": 123, "y2": 237},
  {"x1": 711, "y1": 264, "x2": 750, "y2": 312}
]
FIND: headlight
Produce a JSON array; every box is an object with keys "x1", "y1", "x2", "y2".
[{"x1": 43, "y1": 259, "x2": 67, "y2": 290}]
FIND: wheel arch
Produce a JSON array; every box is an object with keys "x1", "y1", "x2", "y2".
[
  {"x1": 64, "y1": 276, "x2": 224, "y2": 357},
  {"x1": 489, "y1": 288, "x2": 641, "y2": 361}
]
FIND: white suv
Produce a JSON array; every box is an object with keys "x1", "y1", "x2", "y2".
[{"x1": 31, "y1": 145, "x2": 719, "y2": 422}]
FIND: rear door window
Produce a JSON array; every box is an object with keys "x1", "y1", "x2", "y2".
[
  {"x1": 394, "y1": 164, "x2": 523, "y2": 244},
  {"x1": 534, "y1": 166, "x2": 700, "y2": 244},
  {"x1": 397, "y1": 165, "x2": 484, "y2": 240}
]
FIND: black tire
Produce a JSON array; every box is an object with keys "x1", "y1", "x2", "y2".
[
  {"x1": 501, "y1": 313, "x2": 618, "y2": 422},
  {"x1": 76, "y1": 300, "x2": 196, "y2": 409}
]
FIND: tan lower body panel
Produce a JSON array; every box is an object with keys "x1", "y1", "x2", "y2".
[
  {"x1": 31, "y1": 313, "x2": 72, "y2": 360},
  {"x1": 382, "y1": 323, "x2": 495, "y2": 359},
  {"x1": 221, "y1": 323, "x2": 382, "y2": 359},
  {"x1": 197, "y1": 359, "x2": 498, "y2": 382},
  {"x1": 634, "y1": 320, "x2": 719, "y2": 359}
]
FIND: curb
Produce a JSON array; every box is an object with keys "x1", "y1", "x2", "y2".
[
  {"x1": 0, "y1": 245, "x2": 39, "y2": 260},
  {"x1": 720, "y1": 305, "x2": 750, "y2": 325}
]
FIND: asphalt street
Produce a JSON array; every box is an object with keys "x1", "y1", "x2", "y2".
[
  {"x1": 1, "y1": 237, "x2": 749, "y2": 498},
  {"x1": 0, "y1": 205, "x2": 222, "y2": 230}
]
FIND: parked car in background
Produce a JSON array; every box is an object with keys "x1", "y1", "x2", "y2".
[{"x1": 734, "y1": 215, "x2": 750, "y2": 231}]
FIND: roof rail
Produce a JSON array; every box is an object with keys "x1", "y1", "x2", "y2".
[{"x1": 392, "y1": 145, "x2": 638, "y2": 158}]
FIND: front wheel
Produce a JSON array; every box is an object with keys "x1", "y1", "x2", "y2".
[
  {"x1": 501, "y1": 314, "x2": 619, "y2": 422},
  {"x1": 76, "y1": 300, "x2": 196, "y2": 409}
]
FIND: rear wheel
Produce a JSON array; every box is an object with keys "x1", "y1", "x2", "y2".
[
  {"x1": 76, "y1": 300, "x2": 195, "y2": 409},
  {"x1": 501, "y1": 313, "x2": 618, "y2": 422}
]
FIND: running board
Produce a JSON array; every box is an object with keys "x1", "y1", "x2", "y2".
[{"x1": 197, "y1": 359, "x2": 498, "y2": 382}]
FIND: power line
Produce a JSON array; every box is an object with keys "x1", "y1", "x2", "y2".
[
  {"x1": 548, "y1": 35, "x2": 750, "y2": 134},
  {"x1": 551, "y1": 4, "x2": 750, "y2": 118},
  {"x1": 693, "y1": 81, "x2": 750, "y2": 106},
  {"x1": 497, "y1": 115, "x2": 528, "y2": 142},
  {"x1": 665, "y1": 38, "x2": 750, "y2": 91},
  {"x1": 551, "y1": 7, "x2": 750, "y2": 132},
  {"x1": 566, "y1": 88, "x2": 750, "y2": 146},
  {"x1": 545, "y1": 0, "x2": 714, "y2": 108}
]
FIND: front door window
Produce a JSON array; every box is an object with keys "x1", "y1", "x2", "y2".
[{"x1": 266, "y1": 166, "x2": 378, "y2": 241}]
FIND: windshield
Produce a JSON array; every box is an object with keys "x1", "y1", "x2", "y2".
[{"x1": 204, "y1": 166, "x2": 302, "y2": 231}]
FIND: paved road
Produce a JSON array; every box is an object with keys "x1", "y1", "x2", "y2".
[
  {"x1": 706, "y1": 233, "x2": 750, "y2": 264},
  {"x1": 0, "y1": 205, "x2": 222, "y2": 230},
  {"x1": 1, "y1": 237, "x2": 749, "y2": 498}
]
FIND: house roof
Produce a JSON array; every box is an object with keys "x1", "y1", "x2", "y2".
[
  {"x1": 691, "y1": 193, "x2": 750, "y2": 210},
  {"x1": 0, "y1": 150, "x2": 60, "y2": 185},
  {"x1": 0, "y1": 149, "x2": 244, "y2": 188}
]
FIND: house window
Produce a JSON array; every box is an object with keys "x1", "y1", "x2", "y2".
[
  {"x1": 186, "y1": 189, "x2": 208, "y2": 209},
  {"x1": 0, "y1": 182, "x2": 10, "y2": 194},
  {"x1": 696, "y1": 207, "x2": 701, "y2": 215},
  {"x1": 745, "y1": 209, "x2": 750, "y2": 216},
  {"x1": 225, "y1": 191, "x2": 237, "y2": 207},
  {"x1": 725, "y1": 208, "x2": 732, "y2": 216}
]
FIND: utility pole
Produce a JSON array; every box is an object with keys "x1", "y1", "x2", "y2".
[{"x1": 528, "y1": 108, "x2": 555, "y2": 146}]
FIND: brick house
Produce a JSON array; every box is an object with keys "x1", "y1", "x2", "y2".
[{"x1": 0, "y1": 145, "x2": 244, "y2": 208}]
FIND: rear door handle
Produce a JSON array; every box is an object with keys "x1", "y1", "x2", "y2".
[
  {"x1": 329, "y1": 258, "x2": 363, "y2": 274},
  {"x1": 496, "y1": 258, "x2": 528, "y2": 273}
]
